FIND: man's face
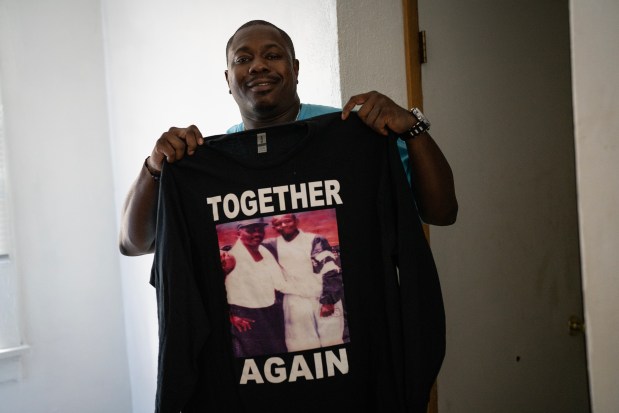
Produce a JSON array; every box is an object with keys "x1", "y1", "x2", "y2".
[
  {"x1": 238, "y1": 224, "x2": 266, "y2": 248},
  {"x1": 225, "y1": 25, "x2": 299, "y2": 117},
  {"x1": 272, "y1": 214, "x2": 298, "y2": 237}
]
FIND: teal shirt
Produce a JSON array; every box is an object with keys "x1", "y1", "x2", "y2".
[{"x1": 226, "y1": 103, "x2": 411, "y2": 181}]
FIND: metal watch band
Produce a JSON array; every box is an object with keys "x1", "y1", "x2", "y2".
[
  {"x1": 405, "y1": 107, "x2": 431, "y2": 140},
  {"x1": 407, "y1": 120, "x2": 430, "y2": 138}
]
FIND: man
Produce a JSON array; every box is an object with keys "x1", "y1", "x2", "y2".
[
  {"x1": 223, "y1": 218, "x2": 288, "y2": 357},
  {"x1": 264, "y1": 214, "x2": 346, "y2": 352},
  {"x1": 119, "y1": 19, "x2": 457, "y2": 255}
]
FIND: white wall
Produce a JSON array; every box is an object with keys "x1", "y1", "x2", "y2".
[
  {"x1": 0, "y1": 0, "x2": 131, "y2": 412},
  {"x1": 102, "y1": 1, "x2": 340, "y2": 411},
  {"x1": 336, "y1": 0, "x2": 408, "y2": 109},
  {"x1": 570, "y1": 1, "x2": 619, "y2": 412}
]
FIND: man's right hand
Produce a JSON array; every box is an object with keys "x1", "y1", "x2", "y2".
[
  {"x1": 148, "y1": 124, "x2": 205, "y2": 172},
  {"x1": 230, "y1": 315, "x2": 255, "y2": 332},
  {"x1": 119, "y1": 124, "x2": 204, "y2": 256}
]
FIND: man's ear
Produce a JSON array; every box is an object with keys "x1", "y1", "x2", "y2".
[
  {"x1": 225, "y1": 70, "x2": 232, "y2": 94},
  {"x1": 293, "y1": 59, "x2": 300, "y2": 83}
]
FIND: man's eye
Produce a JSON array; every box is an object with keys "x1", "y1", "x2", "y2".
[
  {"x1": 234, "y1": 57, "x2": 250, "y2": 64},
  {"x1": 266, "y1": 54, "x2": 282, "y2": 60}
]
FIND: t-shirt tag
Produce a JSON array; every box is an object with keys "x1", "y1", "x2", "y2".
[{"x1": 257, "y1": 132, "x2": 267, "y2": 154}]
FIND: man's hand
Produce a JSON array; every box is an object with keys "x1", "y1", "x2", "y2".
[
  {"x1": 341, "y1": 91, "x2": 415, "y2": 136},
  {"x1": 148, "y1": 125, "x2": 205, "y2": 173},
  {"x1": 119, "y1": 124, "x2": 205, "y2": 256},
  {"x1": 320, "y1": 303, "x2": 335, "y2": 317},
  {"x1": 230, "y1": 315, "x2": 255, "y2": 332},
  {"x1": 220, "y1": 250, "x2": 236, "y2": 276},
  {"x1": 342, "y1": 90, "x2": 458, "y2": 226}
]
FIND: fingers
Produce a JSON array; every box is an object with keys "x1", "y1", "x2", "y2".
[
  {"x1": 150, "y1": 125, "x2": 204, "y2": 170},
  {"x1": 359, "y1": 103, "x2": 389, "y2": 136},
  {"x1": 341, "y1": 92, "x2": 372, "y2": 120},
  {"x1": 242, "y1": 319, "x2": 255, "y2": 331},
  {"x1": 181, "y1": 125, "x2": 205, "y2": 155},
  {"x1": 232, "y1": 317, "x2": 255, "y2": 332},
  {"x1": 343, "y1": 91, "x2": 412, "y2": 135},
  {"x1": 345, "y1": 91, "x2": 389, "y2": 135},
  {"x1": 167, "y1": 125, "x2": 204, "y2": 155},
  {"x1": 157, "y1": 129, "x2": 187, "y2": 163}
]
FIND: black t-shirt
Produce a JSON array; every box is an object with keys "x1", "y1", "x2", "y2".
[{"x1": 151, "y1": 112, "x2": 445, "y2": 413}]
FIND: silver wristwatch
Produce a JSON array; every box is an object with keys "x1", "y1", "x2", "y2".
[{"x1": 406, "y1": 107, "x2": 431, "y2": 139}]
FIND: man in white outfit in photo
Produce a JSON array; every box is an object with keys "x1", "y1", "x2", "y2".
[{"x1": 264, "y1": 214, "x2": 346, "y2": 352}]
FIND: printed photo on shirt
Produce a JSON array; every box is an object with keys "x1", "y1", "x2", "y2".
[{"x1": 216, "y1": 208, "x2": 349, "y2": 358}]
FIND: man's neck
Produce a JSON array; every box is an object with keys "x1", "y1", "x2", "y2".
[
  {"x1": 245, "y1": 245, "x2": 263, "y2": 262},
  {"x1": 242, "y1": 99, "x2": 301, "y2": 130},
  {"x1": 282, "y1": 230, "x2": 300, "y2": 242}
]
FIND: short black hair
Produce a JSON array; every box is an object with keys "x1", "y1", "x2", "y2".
[{"x1": 226, "y1": 20, "x2": 296, "y2": 63}]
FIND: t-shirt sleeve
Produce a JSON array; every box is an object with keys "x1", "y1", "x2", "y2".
[
  {"x1": 311, "y1": 235, "x2": 344, "y2": 305},
  {"x1": 152, "y1": 163, "x2": 211, "y2": 413},
  {"x1": 379, "y1": 136, "x2": 446, "y2": 412}
]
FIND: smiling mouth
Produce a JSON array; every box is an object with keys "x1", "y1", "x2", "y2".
[
  {"x1": 248, "y1": 83, "x2": 276, "y2": 92},
  {"x1": 247, "y1": 78, "x2": 279, "y2": 90}
]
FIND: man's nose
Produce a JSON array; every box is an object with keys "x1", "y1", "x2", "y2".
[{"x1": 249, "y1": 57, "x2": 269, "y2": 73}]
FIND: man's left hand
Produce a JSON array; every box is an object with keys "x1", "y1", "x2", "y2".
[{"x1": 341, "y1": 91, "x2": 415, "y2": 136}]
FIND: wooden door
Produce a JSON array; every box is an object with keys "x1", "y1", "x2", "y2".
[{"x1": 404, "y1": 0, "x2": 591, "y2": 412}]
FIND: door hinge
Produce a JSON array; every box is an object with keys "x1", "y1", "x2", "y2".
[{"x1": 419, "y1": 30, "x2": 427, "y2": 64}]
